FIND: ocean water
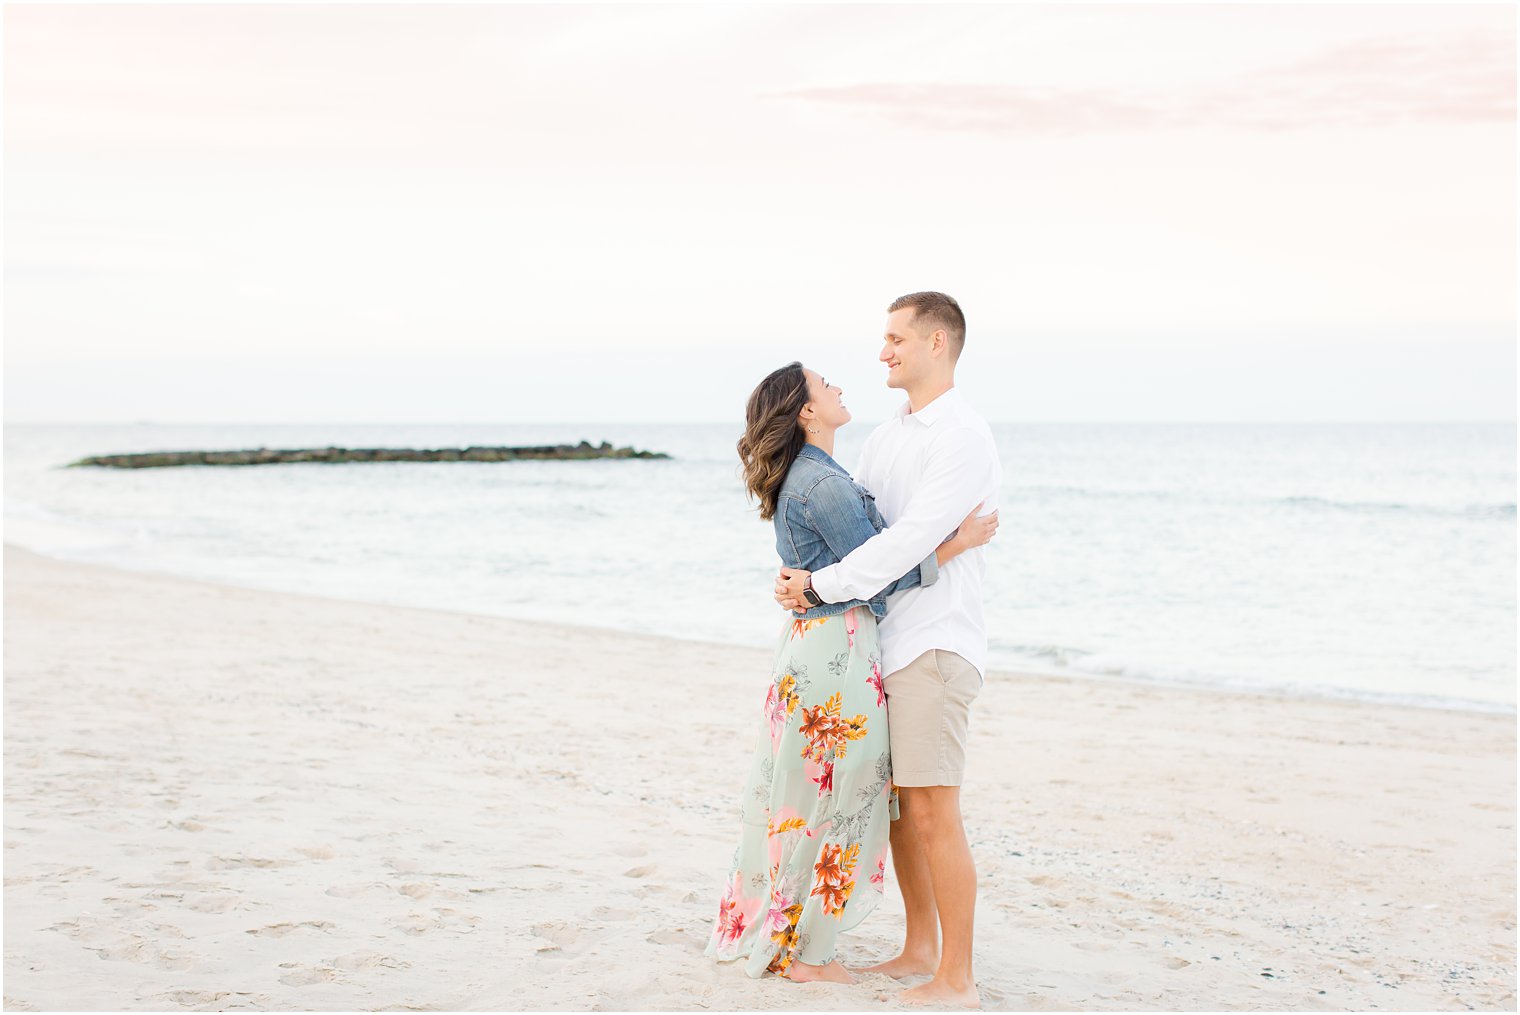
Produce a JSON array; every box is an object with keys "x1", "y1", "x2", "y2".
[{"x1": 5, "y1": 421, "x2": 1515, "y2": 713}]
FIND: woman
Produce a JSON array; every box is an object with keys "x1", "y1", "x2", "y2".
[{"x1": 704, "y1": 362, "x2": 995, "y2": 984}]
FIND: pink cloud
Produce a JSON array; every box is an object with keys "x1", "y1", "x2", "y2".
[{"x1": 777, "y1": 32, "x2": 1515, "y2": 134}]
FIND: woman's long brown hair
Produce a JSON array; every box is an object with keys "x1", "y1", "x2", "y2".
[{"x1": 737, "y1": 362, "x2": 810, "y2": 521}]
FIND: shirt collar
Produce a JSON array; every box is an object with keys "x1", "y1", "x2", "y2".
[{"x1": 896, "y1": 386, "x2": 962, "y2": 428}]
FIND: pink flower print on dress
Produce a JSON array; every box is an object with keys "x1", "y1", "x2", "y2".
[
  {"x1": 844, "y1": 608, "x2": 858, "y2": 648},
  {"x1": 810, "y1": 758, "x2": 835, "y2": 796},
  {"x1": 870, "y1": 853, "x2": 886, "y2": 886},
  {"x1": 765, "y1": 891, "x2": 796, "y2": 932},
  {"x1": 867, "y1": 659, "x2": 886, "y2": 708},
  {"x1": 763, "y1": 684, "x2": 787, "y2": 751},
  {"x1": 715, "y1": 876, "x2": 749, "y2": 945}
]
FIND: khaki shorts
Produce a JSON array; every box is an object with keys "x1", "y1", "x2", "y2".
[{"x1": 884, "y1": 649, "x2": 982, "y2": 787}]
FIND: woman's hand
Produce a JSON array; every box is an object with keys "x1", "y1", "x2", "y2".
[
  {"x1": 936, "y1": 502, "x2": 998, "y2": 566},
  {"x1": 775, "y1": 567, "x2": 813, "y2": 614}
]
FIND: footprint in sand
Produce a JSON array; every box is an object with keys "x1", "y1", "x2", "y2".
[
  {"x1": 143, "y1": 921, "x2": 188, "y2": 940},
  {"x1": 1072, "y1": 940, "x2": 1114, "y2": 952},
  {"x1": 294, "y1": 844, "x2": 335, "y2": 860},
  {"x1": 324, "y1": 881, "x2": 394, "y2": 899},
  {"x1": 591, "y1": 907, "x2": 638, "y2": 921},
  {"x1": 276, "y1": 963, "x2": 337, "y2": 987},
  {"x1": 623, "y1": 864, "x2": 657, "y2": 878},
  {"x1": 631, "y1": 883, "x2": 680, "y2": 902},
  {"x1": 206, "y1": 854, "x2": 293, "y2": 871},
  {"x1": 531, "y1": 921, "x2": 582, "y2": 953},
  {"x1": 245, "y1": 921, "x2": 335, "y2": 938},
  {"x1": 153, "y1": 990, "x2": 230, "y2": 1007},
  {"x1": 386, "y1": 908, "x2": 481, "y2": 936},
  {"x1": 330, "y1": 950, "x2": 410, "y2": 971},
  {"x1": 185, "y1": 893, "x2": 243, "y2": 913},
  {"x1": 646, "y1": 928, "x2": 692, "y2": 947}
]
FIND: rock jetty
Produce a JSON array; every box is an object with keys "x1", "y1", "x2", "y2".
[{"x1": 68, "y1": 441, "x2": 671, "y2": 469}]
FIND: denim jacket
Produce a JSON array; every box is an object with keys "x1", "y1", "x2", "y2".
[{"x1": 774, "y1": 443, "x2": 938, "y2": 620}]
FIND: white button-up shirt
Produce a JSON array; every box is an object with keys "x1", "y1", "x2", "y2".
[{"x1": 810, "y1": 386, "x2": 1001, "y2": 679}]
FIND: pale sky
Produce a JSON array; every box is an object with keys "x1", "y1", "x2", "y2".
[{"x1": 4, "y1": 3, "x2": 1515, "y2": 423}]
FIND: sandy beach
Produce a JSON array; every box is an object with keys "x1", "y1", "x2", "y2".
[{"x1": 3, "y1": 543, "x2": 1514, "y2": 1011}]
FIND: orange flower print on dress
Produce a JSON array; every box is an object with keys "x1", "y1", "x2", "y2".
[
  {"x1": 797, "y1": 692, "x2": 869, "y2": 765},
  {"x1": 765, "y1": 902, "x2": 805, "y2": 973},
  {"x1": 705, "y1": 605, "x2": 893, "y2": 979},
  {"x1": 789, "y1": 616, "x2": 827, "y2": 640},
  {"x1": 768, "y1": 816, "x2": 807, "y2": 837},
  {"x1": 778, "y1": 674, "x2": 800, "y2": 711},
  {"x1": 810, "y1": 842, "x2": 860, "y2": 918}
]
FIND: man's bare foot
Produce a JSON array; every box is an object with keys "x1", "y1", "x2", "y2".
[
  {"x1": 857, "y1": 952, "x2": 939, "y2": 979},
  {"x1": 901, "y1": 977, "x2": 981, "y2": 1008},
  {"x1": 785, "y1": 959, "x2": 856, "y2": 984}
]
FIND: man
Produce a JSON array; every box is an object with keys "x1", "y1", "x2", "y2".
[{"x1": 774, "y1": 291, "x2": 1001, "y2": 1008}]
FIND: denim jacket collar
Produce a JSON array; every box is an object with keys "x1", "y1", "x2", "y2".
[{"x1": 795, "y1": 442, "x2": 846, "y2": 473}]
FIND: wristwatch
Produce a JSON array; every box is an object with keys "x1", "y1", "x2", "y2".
[{"x1": 802, "y1": 578, "x2": 823, "y2": 608}]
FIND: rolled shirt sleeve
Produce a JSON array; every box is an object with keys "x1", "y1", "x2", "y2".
[
  {"x1": 886, "y1": 547, "x2": 939, "y2": 596},
  {"x1": 810, "y1": 426, "x2": 993, "y2": 604}
]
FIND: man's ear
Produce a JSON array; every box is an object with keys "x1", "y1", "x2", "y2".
[{"x1": 931, "y1": 329, "x2": 949, "y2": 358}]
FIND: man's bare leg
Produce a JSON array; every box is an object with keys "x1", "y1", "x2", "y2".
[
  {"x1": 899, "y1": 785, "x2": 979, "y2": 1008},
  {"x1": 858, "y1": 789, "x2": 939, "y2": 977}
]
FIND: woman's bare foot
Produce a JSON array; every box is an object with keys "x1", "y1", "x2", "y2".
[
  {"x1": 901, "y1": 977, "x2": 981, "y2": 1008},
  {"x1": 857, "y1": 952, "x2": 939, "y2": 979},
  {"x1": 785, "y1": 959, "x2": 856, "y2": 984}
]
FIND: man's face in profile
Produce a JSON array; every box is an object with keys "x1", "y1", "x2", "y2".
[{"x1": 880, "y1": 307, "x2": 932, "y2": 391}]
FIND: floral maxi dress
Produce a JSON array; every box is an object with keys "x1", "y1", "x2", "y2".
[{"x1": 704, "y1": 605, "x2": 898, "y2": 977}]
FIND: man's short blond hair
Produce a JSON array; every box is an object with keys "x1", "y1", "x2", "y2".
[{"x1": 888, "y1": 291, "x2": 966, "y2": 360}]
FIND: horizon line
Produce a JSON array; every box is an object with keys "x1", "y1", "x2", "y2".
[{"x1": 6, "y1": 418, "x2": 1517, "y2": 427}]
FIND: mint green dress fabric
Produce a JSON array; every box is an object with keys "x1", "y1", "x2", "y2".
[{"x1": 704, "y1": 605, "x2": 899, "y2": 977}]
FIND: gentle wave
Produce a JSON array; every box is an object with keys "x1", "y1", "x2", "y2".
[
  {"x1": 1277, "y1": 495, "x2": 1516, "y2": 520},
  {"x1": 995, "y1": 643, "x2": 1516, "y2": 716},
  {"x1": 1019, "y1": 484, "x2": 1516, "y2": 520}
]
